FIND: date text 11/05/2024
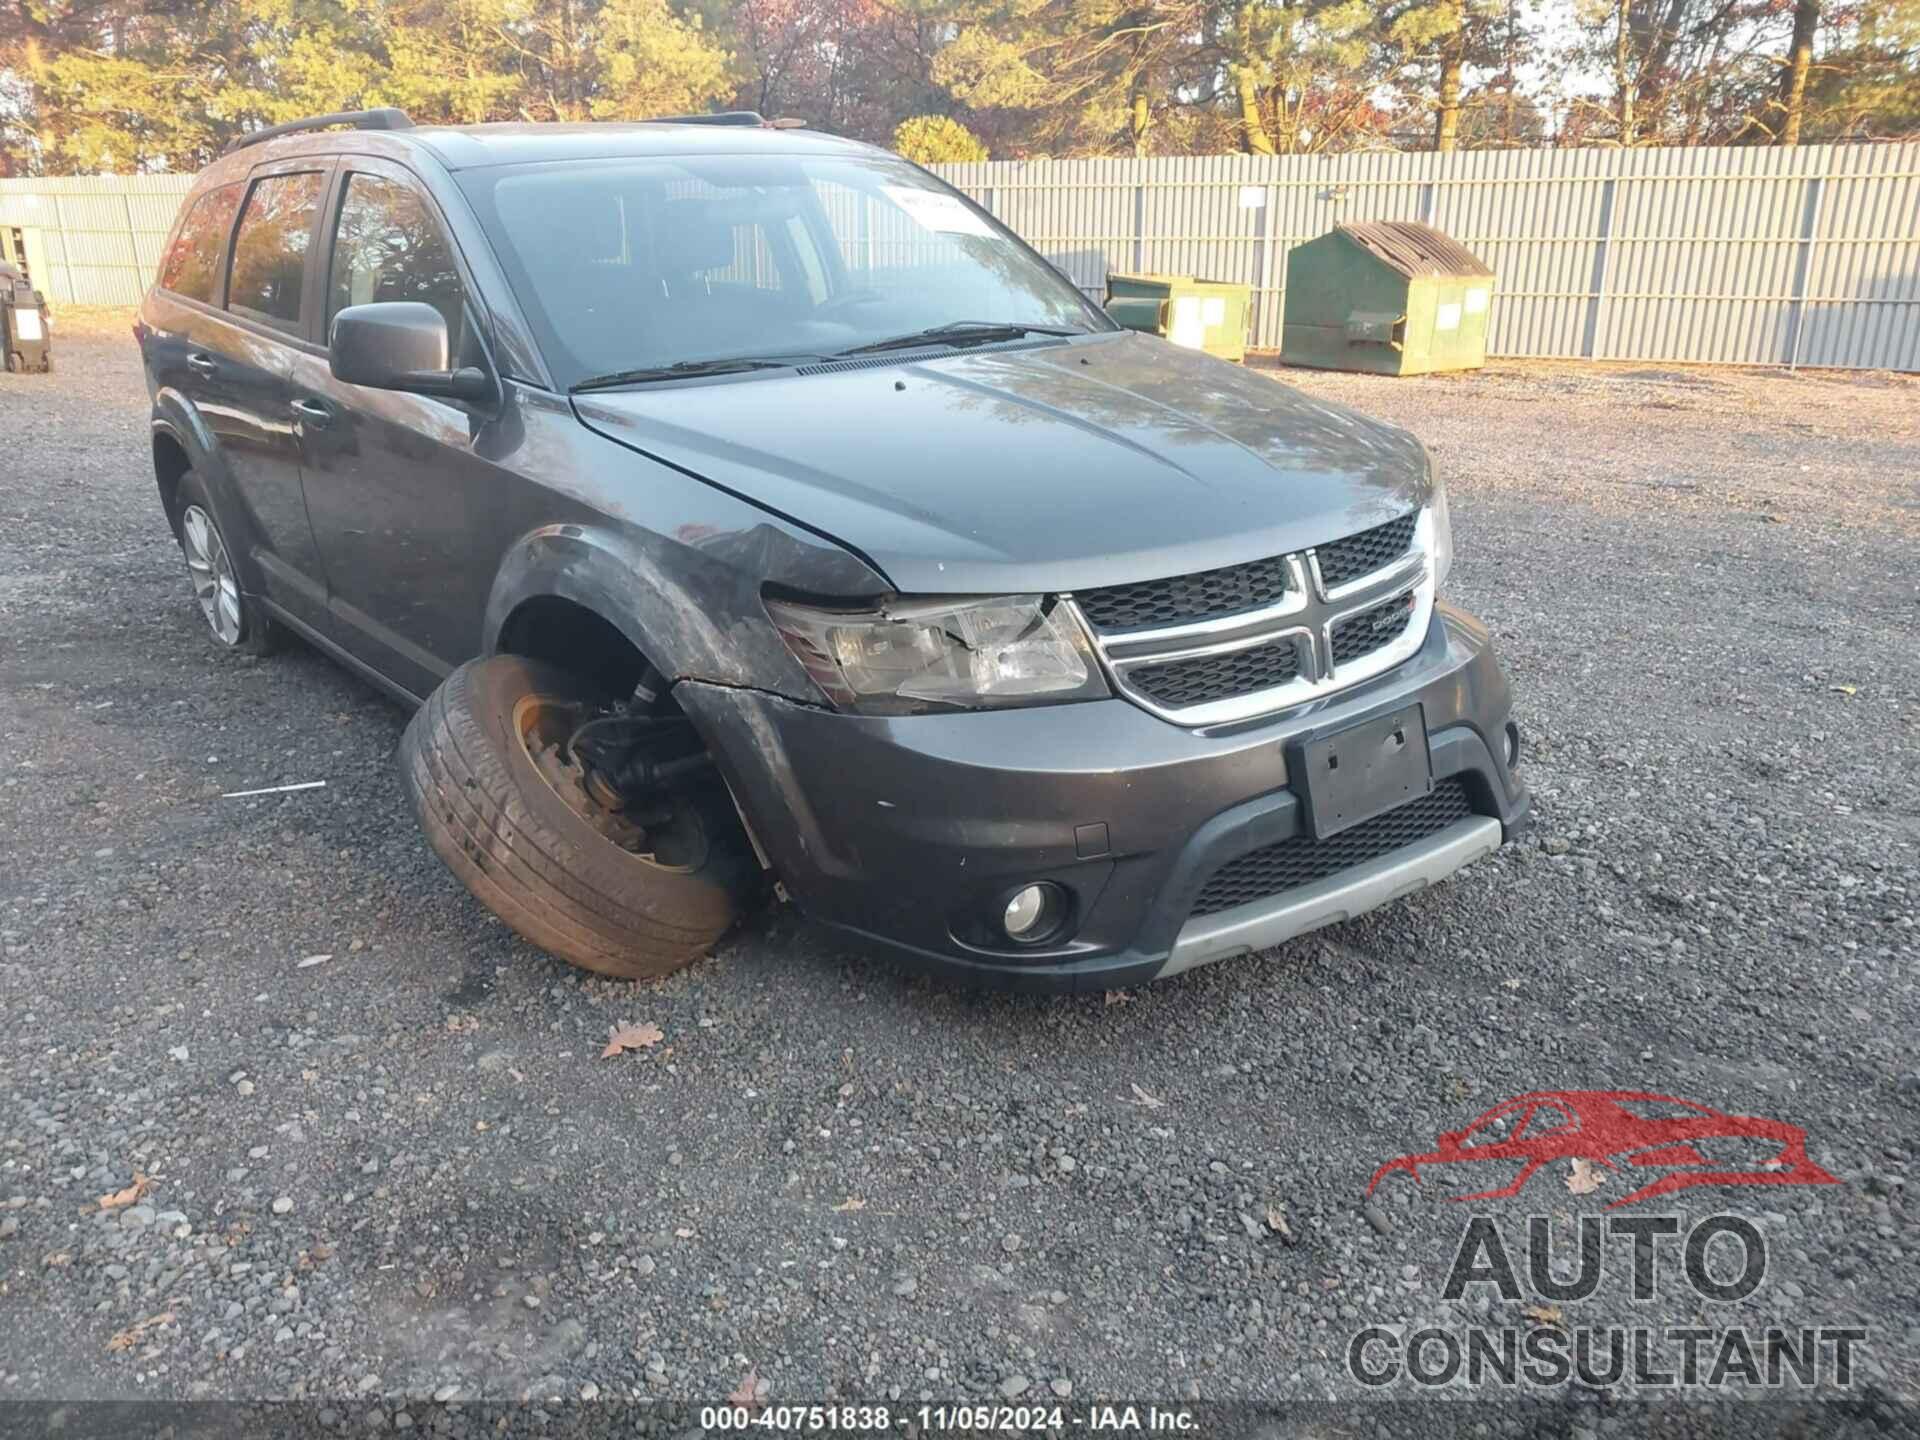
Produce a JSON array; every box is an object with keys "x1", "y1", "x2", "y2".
[{"x1": 700, "y1": 1405, "x2": 1200, "y2": 1432}]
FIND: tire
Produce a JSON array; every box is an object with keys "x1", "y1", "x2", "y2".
[
  {"x1": 174, "y1": 469, "x2": 281, "y2": 654},
  {"x1": 5, "y1": 351, "x2": 19, "y2": 374},
  {"x1": 401, "y1": 655, "x2": 755, "y2": 979}
]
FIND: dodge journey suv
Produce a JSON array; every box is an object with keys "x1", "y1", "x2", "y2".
[{"x1": 138, "y1": 108, "x2": 1528, "y2": 992}]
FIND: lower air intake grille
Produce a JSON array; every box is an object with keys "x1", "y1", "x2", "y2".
[{"x1": 1190, "y1": 778, "x2": 1475, "y2": 918}]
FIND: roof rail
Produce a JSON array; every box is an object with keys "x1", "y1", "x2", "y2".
[
  {"x1": 644, "y1": 110, "x2": 770, "y2": 127},
  {"x1": 223, "y1": 108, "x2": 415, "y2": 157}
]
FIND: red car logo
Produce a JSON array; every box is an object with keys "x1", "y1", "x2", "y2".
[{"x1": 1367, "y1": 1090, "x2": 1840, "y2": 1210}]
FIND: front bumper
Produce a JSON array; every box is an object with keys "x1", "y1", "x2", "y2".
[{"x1": 678, "y1": 602, "x2": 1528, "y2": 993}]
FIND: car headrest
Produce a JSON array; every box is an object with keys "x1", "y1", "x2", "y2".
[{"x1": 655, "y1": 204, "x2": 738, "y2": 276}]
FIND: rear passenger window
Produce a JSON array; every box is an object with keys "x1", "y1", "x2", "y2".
[
  {"x1": 227, "y1": 172, "x2": 327, "y2": 329},
  {"x1": 158, "y1": 183, "x2": 244, "y2": 304},
  {"x1": 327, "y1": 173, "x2": 465, "y2": 357}
]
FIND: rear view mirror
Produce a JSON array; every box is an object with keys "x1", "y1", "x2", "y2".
[{"x1": 330, "y1": 301, "x2": 491, "y2": 403}]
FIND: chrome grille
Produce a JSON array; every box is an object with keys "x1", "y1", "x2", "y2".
[
  {"x1": 1076, "y1": 555, "x2": 1293, "y2": 631},
  {"x1": 1071, "y1": 506, "x2": 1437, "y2": 727},
  {"x1": 1316, "y1": 513, "x2": 1418, "y2": 590},
  {"x1": 1191, "y1": 778, "x2": 1475, "y2": 917},
  {"x1": 1130, "y1": 637, "x2": 1302, "y2": 709}
]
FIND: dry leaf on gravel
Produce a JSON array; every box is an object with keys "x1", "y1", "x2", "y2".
[
  {"x1": 106, "y1": 1310, "x2": 174, "y2": 1352},
  {"x1": 1265, "y1": 1206, "x2": 1293, "y2": 1240},
  {"x1": 1566, "y1": 1158, "x2": 1605, "y2": 1195},
  {"x1": 1829, "y1": 684, "x2": 1859, "y2": 697},
  {"x1": 1128, "y1": 1083, "x2": 1164, "y2": 1109},
  {"x1": 728, "y1": 1369, "x2": 759, "y2": 1406},
  {"x1": 1104, "y1": 990, "x2": 1132, "y2": 1006},
  {"x1": 98, "y1": 1173, "x2": 149, "y2": 1210},
  {"x1": 832, "y1": 1197, "x2": 867, "y2": 1212},
  {"x1": 1522, "y1": 1303, "x2": 1564, "y2": 1329},
  {"x1": 601, "y1": 1021, "x2": 664, "y2": 1058}
]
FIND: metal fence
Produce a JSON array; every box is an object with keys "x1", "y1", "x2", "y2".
[
  {"x1": 934, "y1": 144, "x2": 1920, "y2": 371},
  {"x1": 2, "y1": 144, "x2": 1915, "y2": 369}
]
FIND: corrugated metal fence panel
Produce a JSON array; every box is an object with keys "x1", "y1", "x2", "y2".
[
  {"x1": 0, "y1": 175, "x2": 195, "y2": 304},
  {"x1": 2, "y1": 154, "x2": 1914, "y2": 366},
  {"x1": 935, "y1": 144, "x2": 1919, "y2": 370}
]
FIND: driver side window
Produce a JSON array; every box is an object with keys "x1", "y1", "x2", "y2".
[{"x1": 328, "y1": 173, "x2": 466, "y2": 359}]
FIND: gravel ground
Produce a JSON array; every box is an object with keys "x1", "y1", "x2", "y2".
[{"x1": 1, "y1": 315, "x2": 1916, "y2": 1432}]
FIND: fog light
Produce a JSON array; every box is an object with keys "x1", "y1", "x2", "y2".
[{"x1": 1003, "y1": 883, "x2": 1060, "y2": 941}]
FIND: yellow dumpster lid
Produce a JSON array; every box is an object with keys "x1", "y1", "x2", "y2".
[{"x1": 1336, "y1": 221, "x2": 1491, "y2": 280}]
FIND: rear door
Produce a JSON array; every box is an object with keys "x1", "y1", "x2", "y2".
[
  {"x1": 203, "y1": 159, "x2": 337, "y2": 633},
  {"x1": 290, "y1": 156, "x2": 509, "y2": 699}
]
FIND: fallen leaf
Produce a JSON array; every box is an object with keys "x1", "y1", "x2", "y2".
[
  {"x1": 1828, "y1": 684, "x2": 1858, "y2": 697},
  {"x1": 675, "y1": 1227, "x2": 694, "y2": 1238},
  {"x1": 727, "y1": 1369, "x2": 759, "y2": 1406},
  {"x1": 1500, "y1": 978, "x2": 1521, "y2": 990},
  {"x1": 832, "y1": 1197, "x2": 867, "y2": 1212},
  {"x1": 1104, "y1": 990, "x2": 1132, "y2": 1007},
  {"x1": 1522, "y1": 1303, "x2": 1564, "y2": 1330},
  {"x1": 297, "y1": 953, "x2": 332, "y2": 969},
  {"x1": 1128, "y1": 1083, "x2": 1164, "y2": 1109},
  {"x1": 1566, "y1": 1158, "x2": 1605, "y2": 1195},
  {"x1": 98, "y1": 1173, "x2": 149, "y2": 1210},
  {"x1": 106, "y1": 1310, "x2": 175, "y2": 1352},
  {"x1": 1264, "y1": 1206, "x2": 1293, "y2": 1240},
  {"x1": 601, "y1": 1021, "x2": 664, "y2": 1058}
]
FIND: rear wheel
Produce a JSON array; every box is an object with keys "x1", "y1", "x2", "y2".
[
  {"x1": 401, "y1": 655, "x2": 757, "y2": 979},
  {"x1": 174, "y1": 470, "x2": 280, "y2": 654}
]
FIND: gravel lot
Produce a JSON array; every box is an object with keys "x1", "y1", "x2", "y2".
[{"x1": 1, "y1": 315, "x2": 1916, "y2": 1430}]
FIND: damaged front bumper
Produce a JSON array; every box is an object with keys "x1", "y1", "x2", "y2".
[{"x1": 676, "y1": 602, "x2": 1528, "y2": 992}]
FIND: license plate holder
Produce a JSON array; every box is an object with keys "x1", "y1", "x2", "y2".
[{"x1": 1290, "y1": 705, "x2": 1431, "y2": 840}]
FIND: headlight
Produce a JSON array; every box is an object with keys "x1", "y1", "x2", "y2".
[
  {"x1": 1427, "y1": 482, "x2": 1453, "y2": 590},
  {"x1": 766, "y1": 594, "x2": 1109, "y2": 714}
]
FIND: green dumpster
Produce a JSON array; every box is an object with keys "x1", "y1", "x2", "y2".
[
  {"x1": 1280, "y1": 221, "x2": 1494, "y2": 376},
  {"x1": 1104, "y1": 273, "x2": 1251, "y2": 363}
]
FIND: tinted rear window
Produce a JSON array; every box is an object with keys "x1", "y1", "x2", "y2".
[
  {"x1": 158, "y1": 183, "x2": 244, "y2": 304},
  {"x1": 228, "y1": 171, "x2": 328, "y2": 330}
]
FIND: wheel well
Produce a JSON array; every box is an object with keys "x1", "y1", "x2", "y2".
[
  {"x1": 495, "y1": 596, "x2": 656, "y2": 703},
  {"x1": 153, "y1": 432, "x2": 191, "y2": 535}
]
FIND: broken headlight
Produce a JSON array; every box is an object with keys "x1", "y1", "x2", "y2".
[{"x1": 766, "y1": 595, "x2": 1110, "y2": 715}]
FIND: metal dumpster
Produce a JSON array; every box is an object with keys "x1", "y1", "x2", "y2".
[
  {"x1": 1, "y1": 260, "x2": 52, "y2": 374},
  {"x1": 1280, "y1": 221, "x2": 1493, "y2": 376},
  {"x1": 1105, "y1": 273, "x2": 1251, "y2": 362}
]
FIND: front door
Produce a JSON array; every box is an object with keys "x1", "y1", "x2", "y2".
[{"x1": 291, "y1": 158, "x2": 509, "y2": 699}]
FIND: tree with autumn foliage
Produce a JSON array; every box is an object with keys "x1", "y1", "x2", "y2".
[{"x1": 0, "y1": 0, "x2": 1913, "y2": 172}]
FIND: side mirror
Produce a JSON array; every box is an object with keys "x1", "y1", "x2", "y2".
[{"x1": 330, "y1": 301, "x2": 492, "y2": 404}]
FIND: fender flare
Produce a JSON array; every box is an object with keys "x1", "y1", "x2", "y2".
[
  {"x1": 149, "y1": 392, "x2": 269, "y2": 592},
  {"x1": 481, "y1": 522, "x2": 830, "y2": 702}
]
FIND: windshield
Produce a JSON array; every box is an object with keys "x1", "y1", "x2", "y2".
[{"x1": 462, "y1": 152, "x2": 1109, "y2": 388}]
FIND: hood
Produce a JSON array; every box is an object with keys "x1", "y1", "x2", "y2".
[{"x1": 572, "y1": 332, "x2": 1432, "y2": 596}]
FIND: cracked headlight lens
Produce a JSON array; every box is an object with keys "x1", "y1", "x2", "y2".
[{"x1": 767, "y1": 594, "x2": 1110, "y2": 715}]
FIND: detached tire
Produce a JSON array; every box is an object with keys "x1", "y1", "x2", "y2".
[{"x1": 401, "y1": 656, "x2": 752, "y2": 979}]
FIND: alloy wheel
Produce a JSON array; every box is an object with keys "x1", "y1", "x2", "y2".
[{"x1": 180, "y1": 504, "x2": 242, "y2": 646}]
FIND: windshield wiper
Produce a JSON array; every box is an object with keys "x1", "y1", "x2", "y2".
[
  {"x1": 569, "y1": 353, "x2": 829, "y2": 393},
  {"x1": 835, "y1": 321, "x2": 1085, "y2": 358}
]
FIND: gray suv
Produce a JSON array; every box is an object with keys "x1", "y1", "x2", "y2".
[{"x1": 137, "y1": 108, "x2": 1528, "y2": 992}]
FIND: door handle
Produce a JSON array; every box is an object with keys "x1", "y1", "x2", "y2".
[
  {"x1": 186, "y1": 353, "x2": 218, "y2": 376},
  {"x1": 291, "y1": 398, "x2": 333, "y2": 429}
]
